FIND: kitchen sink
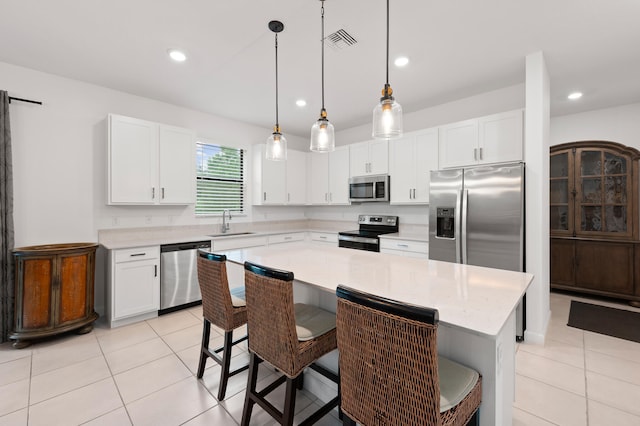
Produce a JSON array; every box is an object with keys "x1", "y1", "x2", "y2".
[{"x1": 208, "y1": 232, "x2": 255, "y2": 238}]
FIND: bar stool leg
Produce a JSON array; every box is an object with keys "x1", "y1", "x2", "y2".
[
  {"x1": 217, "y1": 330, "x2": 234, "y2": 400},
  {"x1": 241, "y1": 352, "x2": 261, "y2": 426},
  {"x1": 283, "y1": 377, "x2": 297, "y2": 425},
  {"x1": 196, "y1": 319, "x2": 211, "y2": 378}
]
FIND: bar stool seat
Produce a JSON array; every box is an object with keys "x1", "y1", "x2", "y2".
[
  {"x1": 196, "y1": 250, "x2": 249, "y2": 401},
  {"x1": 241, "y1": 261, "x2": 339, "y2": 426},
  {"x1": 336, "y1": 284, "x2": 482, "y2": 426}
]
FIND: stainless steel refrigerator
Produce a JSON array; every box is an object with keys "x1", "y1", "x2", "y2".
[{"x1": 428, "y1": 162, "x2": 526, "y2": 340}]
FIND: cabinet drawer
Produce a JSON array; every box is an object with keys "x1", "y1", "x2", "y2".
[
  {"x1": 310, "y1": 232, "x2": 338, "y2": 244},
  {"x1": 268, "y1": 233, "x2": 305, "y2": 245},
  {"x1": 114, "y1": 246, "x2": 160, "y2": 263},
  {"x1": 379, "y1": 239, "x2": 428, "y2": 254},
  {"x1": 212, "y1": 236, "x2": 267, "y2": 251}
]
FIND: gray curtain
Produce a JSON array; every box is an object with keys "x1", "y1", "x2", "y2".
[{"x1": 0, "y1": 91, "x2": 15, "y2": 343}]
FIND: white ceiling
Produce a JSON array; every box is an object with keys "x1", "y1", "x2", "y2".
[{"x1": 2, "y1": 0, "x2": 640, "y2": 138}]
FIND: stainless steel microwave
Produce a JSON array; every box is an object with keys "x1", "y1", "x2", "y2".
[{"x1": 349, "y1": 174, "x2": 390, "y2": 202}]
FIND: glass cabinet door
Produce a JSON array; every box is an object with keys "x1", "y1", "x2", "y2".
[
  {"x1": 575, "y1": 149, "x2": 631, "y2": 237},
  {"x1": 550, "y1": 151, "x2": 571, "y2": 232}
]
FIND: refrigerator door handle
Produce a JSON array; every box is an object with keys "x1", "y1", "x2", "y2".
[
  {"x1": 461, "y1": 189, "x2": 469, "y2": 264},
  {"x1": 455, "y1": 189, "x2": 463, "y2": 263}
]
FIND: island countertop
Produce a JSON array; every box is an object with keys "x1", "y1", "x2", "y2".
[{"x1": 223, "y1": 242, "x2": 534, "y2": 338}]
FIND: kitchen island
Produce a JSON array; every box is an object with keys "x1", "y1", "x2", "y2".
[{"x1": 223, "y1": 242, "x2": 534, "y2": 426}]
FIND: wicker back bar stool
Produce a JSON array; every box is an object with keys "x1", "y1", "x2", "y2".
[
  {"x1": 336, "y1": 285, "x2": 482, "y2": 426},
  {"x1": 241, "y1": 261, "x2": 340, "y2": 426},
  {"x1": 196, "y1": 250, "x2": 249, "y2": 401}
]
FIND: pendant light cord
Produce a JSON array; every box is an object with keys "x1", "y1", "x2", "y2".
[
  {"x1": 321, "y1": 1, "x2": 326, "y2": 111},
  {"x1": 386, "y1": 0, "x2": 390, "y2": 87},
  {"x1": 275, "y1": 32, "x2": 279, "y2": 128}
]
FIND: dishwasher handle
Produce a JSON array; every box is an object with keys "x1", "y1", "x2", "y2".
[{"x1": 160, "y1": 241, "x2": 211, "y2": 253}]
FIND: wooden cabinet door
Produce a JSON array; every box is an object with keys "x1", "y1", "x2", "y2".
[
  {"x1": 58, "y1": 253, "x2": 90, "y2": 325},
  {"x1": 158, "y1": 125, "x2": 195, "y2": 204},
  {"x1": 575, "y1": 240, "x2": 634, "y2": 295},
  {"x1": 550, "y1": 239, "x2": 575, "y2": 287}
]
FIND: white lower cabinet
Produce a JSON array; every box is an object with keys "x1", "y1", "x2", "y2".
[
  {"x1": 309, "y1": 231, "x2": 338, "y2": 245},
  {"x1": 380, "y1": 238, "x2": 429, "y2": 258},
  {"x1": 109, "y1": 246, "x2": 160, "y2": 326},
  {"x1": 268, "y1": 233, "x2": 305, "y2": 245}
]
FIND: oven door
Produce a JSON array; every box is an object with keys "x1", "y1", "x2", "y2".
[{"x1": 338, "y1": 234, "x2": 380, "y2": 252}]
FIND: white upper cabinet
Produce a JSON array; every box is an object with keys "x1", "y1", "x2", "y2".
[
  {"x1": 349, "y1": 139, "x2": 388, "y2": 177},
  {"x1": 286, "y1": 149, "x2": 307, "y2": 205},
  {"x1": 253, "y1": 145, "x2": 307, "y2": 205},
  {"x1": 108, "y1": 114, "x2": 195, "y2": 205},
  {"x1": 308, "y1": 146, "x2": 350, "y2": 205},
  {"x1": 438, "y1": 109, "x2": 523, "y2": 169},
  {"x1": 389, "y1": 128, "x2": 438, "y2": 204}
]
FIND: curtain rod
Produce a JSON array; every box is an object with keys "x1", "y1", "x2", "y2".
[{"x1": 8, "y1": 96, "x2": 42, "y2": 105}]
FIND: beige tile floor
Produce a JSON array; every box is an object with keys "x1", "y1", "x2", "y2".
[{"x1": 1, "y1": 291, "x2": 639, "y2": 425}]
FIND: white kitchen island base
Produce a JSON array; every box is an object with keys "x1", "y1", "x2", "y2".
[{"x1": 223, "y1": 243, "x2": 533, "y2": 426}]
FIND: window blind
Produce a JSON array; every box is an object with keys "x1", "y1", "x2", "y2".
[{"x1": 196, "y1": 142, "x2": 244, "y2": 215}]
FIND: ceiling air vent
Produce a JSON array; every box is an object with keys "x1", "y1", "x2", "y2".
[{"x1": 326, "y1": 29, "x2": 358, "y2": 50}]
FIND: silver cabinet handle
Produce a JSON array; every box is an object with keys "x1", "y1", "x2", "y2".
[
  {"x1": 319, "y1": 236, "x2": 327, "y2": 239},
  {"x1": 284, "y1": 236, "x2": 292, "y2": 240},
  {"x1": 263, "y1": 192, "x2": 266, "y2": 201},
  {"x1": 474, "y1": 148, "x2": 478, "y2": 161},
  {"x1": 130, "y1": 253, "x2": 146, "y2": 257},
  {"x1": 154, "y1": 265, "x2": 157, "y2": 277},
  {"x1": 409, "y1": 189, "x2": 412, "y2": 199},
  {"x1": 288, "y1": 193, "x2": 290, "y2": 202},
  {"x1": 413, "y1": 188, "x2": 416, "y2": 199},
  {"x1": 152, "y1": 187, "x2": 155, "y2": 199},
  {"x1": 398, "y1": 244, "x2": 409, "y2": 248},
  {"x1": 161, "y1": 187, "x2": 165, "y2": 199},
  {"x1": 479, "y1": 147, "x2": 483, "y2": 160}
]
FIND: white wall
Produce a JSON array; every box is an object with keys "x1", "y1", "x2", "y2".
[
  {"x1": 2, "y1": 61, "x2": 308, "y2": 248},
  {"x1": 551, "y1": 102, "x2": 640, "y2": 149}
]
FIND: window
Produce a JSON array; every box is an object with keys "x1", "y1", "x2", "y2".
[{"x1": 195, "y1": 141, "x2": 245, "y2": 215}]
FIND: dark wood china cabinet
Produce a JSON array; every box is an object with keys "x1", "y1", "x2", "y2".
[{"x1": 550, "y1": 141, "x2": 640, "y2": 306}]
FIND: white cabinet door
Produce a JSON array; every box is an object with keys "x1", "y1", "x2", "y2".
[
  {"x1": 108, "y1": 114, "x2": 195, "y2": 205},
  {"x1": 390, "y1": 129, "x2": 438, "y2": 204},
  {"x1": 253, "y1": 144, "x2": 286, "y2": 205},
  {"x1": 112, "y1": 247, "x2": 160, "y2": 320},
  {"x1": 349, "y1": 140, "x2": 388, "y2": 176},
  {"x1": 328, "y1": 146, "x2": 351, "y2": 204},
  {"x1": 390, "y1": 135, "x2": 415, "y2": 204},
  {"x1": 438, "y1": 119, "x2": 479, "y2": 169},
  {"x1": 414, "y1": 129, "x2": 439, "y2": 203},
  {"x1": 478, "y1": 110, "x2": 523, "y2": 165},
  {"x1": 349, "y1": 141, "x2": 370, "y2": 176},
  {"x1": 108, "y1": 115, "x2": 158, "y2": 204},
  {"x1": 309, "y1": 152, "x2": 330, "y2": 204},
  {"x1": 368, "y1": 139, "x2": 389, "y2": 175},
  {"x1": 286, "y1": 149, "x2": 307, "y2": 205},
  {"x1": 158, "y1": 125, "x2": 195, "y2": 204}
]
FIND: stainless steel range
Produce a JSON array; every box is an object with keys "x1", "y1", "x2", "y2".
[{"x1": 338, "y1": 215, "x2": 399, "y2": 252}]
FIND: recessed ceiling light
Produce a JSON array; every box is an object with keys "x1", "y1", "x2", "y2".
[
  {"x1": 568, "y1": 92, "x2": 583, "y2": 100},
  {"x1": 296, "y1": 99, "x2": 307, "y2": 107},
  {"x1": 168, "y1": 49, "x2": 187, "y2": 62},
  {"x1": 394, "y1": 56, "x2": 409, "y2": 67}
]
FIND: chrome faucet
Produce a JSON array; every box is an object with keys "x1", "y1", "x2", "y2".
[{"x1": 221, "y1": 209, "x2": 231, "y2": 233}]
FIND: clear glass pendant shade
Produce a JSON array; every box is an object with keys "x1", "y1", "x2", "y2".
[
  {"x1": 372, "y1": 97, "x2": 403, "y2": 139},
  {"x1": 310, "y1": 118, "x2": 335, "y2": 153},
  {"x1": 266, "y1": 132, "x2": 287, "y2": 161}
]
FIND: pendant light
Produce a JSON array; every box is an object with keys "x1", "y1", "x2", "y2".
[
  {"x1": 372, "y1": 0, "x2": 403, "y2": 139},
  {"x1": 266, "y1": 20, "x2": 287, "y2": 161},
  {"x1": 310, "y1": 0, "x2": 335, "y2": 153}
]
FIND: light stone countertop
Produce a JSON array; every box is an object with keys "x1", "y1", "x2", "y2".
[
  {"x1": 378, "y1": 231, "x2": 429, "y2": 242},
  {"x1": 223, "y1": 242, "x2": 533, "y2": 337}
]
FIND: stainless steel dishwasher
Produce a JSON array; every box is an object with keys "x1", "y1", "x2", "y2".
[{"x1": 159, "y1": 240, "x2": 211, "y2": 315}]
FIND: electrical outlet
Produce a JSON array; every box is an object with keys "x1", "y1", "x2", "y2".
[{"x1": 112, "y1": 217, "x2": 118, "y2": 226}]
